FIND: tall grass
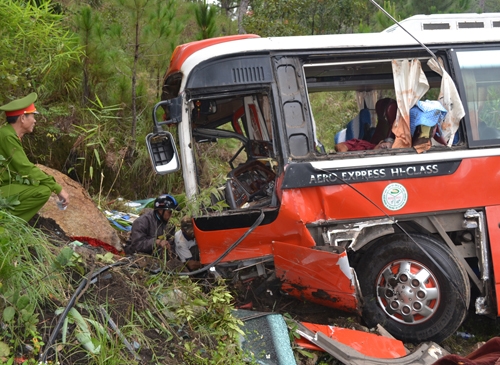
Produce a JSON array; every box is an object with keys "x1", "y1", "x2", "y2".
[
  {"x1": 0, "y1": 210, "x2": 71, "y2": 363},
  {"x1": 0, "y1": 211, "x2": 69, "y2": 303},
  {"x1": 309, "y1": 90, "x2": 359, "y2": 152},
  {"x1": 145, "y1": 273, "x2": 249, "y2": 364}
]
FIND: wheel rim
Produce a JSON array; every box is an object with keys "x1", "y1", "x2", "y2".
[{"x1": 375, "y1": 259, "x2": 440, "y2": 325}]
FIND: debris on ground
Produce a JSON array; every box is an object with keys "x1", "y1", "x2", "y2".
[{"x1": 295, "y1": 322, "x2": 407, "y2": 358}]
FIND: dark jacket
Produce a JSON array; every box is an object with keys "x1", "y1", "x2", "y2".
[{"x1": 127, "y1": 209, "x2": 175, "y2": 255}]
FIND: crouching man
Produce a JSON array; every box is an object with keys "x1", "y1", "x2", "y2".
[
  {"x1": 174, "y1": 216, "x2": 202, "y2": 271},
  {"x1": 127, "y1": 194, "x2": 177, "y2": 256}
]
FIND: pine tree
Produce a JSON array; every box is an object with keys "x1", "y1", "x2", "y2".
[
  {"x1": 403, "y1": 0, "x2": 471, "y2": 14},
  {"x1": 0, "y1": 0, "x2": 80, "y2": 100},
  {"x1": 107, "y1": 0, "x2": 182, "y2": 154},
  {"x1": 195, "y1": 0, "x2": 218, "y2": 39},
  {"x1": 74, "y1": 6, "x2": 109, "y2": 106}
]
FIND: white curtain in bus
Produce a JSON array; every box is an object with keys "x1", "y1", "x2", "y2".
[
  {"x1": 462, "y1": 68, "x2": 479, "y2": 140},
  {"x1": 356, "y1": 91, "x2": 379, "y2": 127},
  {"x1": 391, "y1": 59, "x2": 429, "y2": 148},
  {"x1": 460, "y1": 68, "x2": 480, "y2": 140},
  {"x1": 428, "y1": 58, "x2": 465, "y2": 146}
]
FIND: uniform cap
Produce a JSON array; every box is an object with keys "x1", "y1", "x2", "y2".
[{"x1": 0, "y1": 93, "x2": 39, "y2": 117}]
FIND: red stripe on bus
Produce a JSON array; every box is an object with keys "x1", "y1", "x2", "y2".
[{"x1": 166, "y1": 35, "x2": 260, "y2": 76}]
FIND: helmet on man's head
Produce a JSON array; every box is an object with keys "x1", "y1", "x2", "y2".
[{"x1": 154, "y1": 194, "x2": 178, "y2": 211}]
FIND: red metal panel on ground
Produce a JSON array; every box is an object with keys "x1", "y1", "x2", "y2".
[
  {"x1": 296, "y1": 322, "x2": 407, "y2": 358},
  {"x1": 486, "y1": 205, "x2": 500, "y2": 316},
  {"x1": 273, "y1": 241, "x2": 358, "y2": 312}
]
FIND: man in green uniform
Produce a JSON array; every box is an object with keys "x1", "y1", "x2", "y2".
[{"x1": 0, "y1": 93, "x2": 69, "y2": 221}]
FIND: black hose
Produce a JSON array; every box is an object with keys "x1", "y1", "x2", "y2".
[{"x1": 38, "y1": 260, "x2": 129, "y2": 363}]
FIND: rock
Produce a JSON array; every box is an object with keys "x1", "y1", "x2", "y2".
[{"x1": 36, "y1": 164, "x2": 123, "y2": 252}]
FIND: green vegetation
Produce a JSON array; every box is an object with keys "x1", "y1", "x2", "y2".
[
  {"x1": 0, "y1": 0, "x2": 494, "y2": 197},
  {"x1": 309, "y1": 91, "x2": 358, "y2": 152},
  {"x1": 0, "y1": 211, "x2": 70, "y2": 364},
  {"x1": 0, "y1": 0, "x2": 81, "y2": 98},
  {"x1": 2, "y1": 0, "x2": 499, "y2": 364},
  {"x1": 479, "y1": 86, "x2": 500, "y2": 129},
  {"x1": 243, "y1": 0, "x2": 370, "y2": 36},
  {"x1": 195, "y1": 0, "x2": 218, "y2": 40},
  {"x1": 0, "y1": 210, "x2": 253, "y2": 364}
]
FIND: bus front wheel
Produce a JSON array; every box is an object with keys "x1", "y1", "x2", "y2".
[{"x1": 356, "y1": 233, "x2": 469, "y2": 343}]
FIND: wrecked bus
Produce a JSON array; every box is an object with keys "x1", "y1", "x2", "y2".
[{"x1": 146, "y1": 14, "x2": 500, "y2": 343}]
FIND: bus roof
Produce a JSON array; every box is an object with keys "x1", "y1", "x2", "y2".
[
  {"x1": 167, "y1": 14, "x2": 500, "y2": 87},
  {"x1": 384, "y1": 13, "x2": 500, "y2": 33}
]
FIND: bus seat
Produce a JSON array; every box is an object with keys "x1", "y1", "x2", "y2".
[
  {"x1": 335, "y1": 128, "x2": 347, "y2": 144},
  {"x1": 334, "y1": 108, "x2": 374, "y2": 152},
  {"x1": 345, "y1": 108, "x2": 372, "y2": 141},
  {"x1": 370, "y1": 98, "x2": 397, "y2": 145}
]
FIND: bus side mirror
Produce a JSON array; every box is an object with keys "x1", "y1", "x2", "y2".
[
  {"x1": 146, "y1": 132, "x2": 180, "y2": 175},
  {"x1": 152, "y1": 96, "x2": 182, "y2": 132}
]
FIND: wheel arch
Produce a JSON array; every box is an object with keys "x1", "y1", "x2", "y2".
[{"x1": 349, "y1": 224, "x2": 396, "y2": 252}]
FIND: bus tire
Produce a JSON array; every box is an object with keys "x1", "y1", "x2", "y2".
[{"x1": 356, "y1": 233, "x2": 469, "y2": 343}]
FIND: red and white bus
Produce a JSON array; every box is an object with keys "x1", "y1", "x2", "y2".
[{"x1": 147, "y1": 14, "x2": 500, "y2": 343}]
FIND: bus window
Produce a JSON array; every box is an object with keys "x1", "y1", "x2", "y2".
[
  {"x1": 191, "y1": 92, "x2": 278, "y2": 210},
  {"x1": 456, "y1": 49, "x2": 500, "y2": 146},
  {"x1": 306, "y1": 57, "x2": 445, "y2": 154}
]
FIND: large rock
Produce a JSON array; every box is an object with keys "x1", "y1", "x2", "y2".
[{"x1": 37, "y1": 164, "x2": 123, "y2": 252}]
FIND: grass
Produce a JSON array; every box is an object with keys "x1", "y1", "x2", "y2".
[
  {"x1": 0, "y1": 211, "x2": 72, "y2": 363},
  {"x1": 439, "y1": 306, "x2": 500, "y2": 357},
  {"x1": 0, "y1": 215, "x2": 64, "y2": 294},
  {"x1": 309, "y1": 91, "x2": 359, "y2": 152}
]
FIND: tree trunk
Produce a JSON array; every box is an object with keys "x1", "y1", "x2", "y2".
[
  {"x1": 219, "y1": 0, "x2": 234, "y2": 17},
  {"x1": 130, "y1": 16, "x2": 140, "y2": 155},
  {"x1": 237, "y1": 0, "x2": 250, "y2": 34},
  {"x1": 82, "y1": 59, "x2": 90, "y2": 106}
]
